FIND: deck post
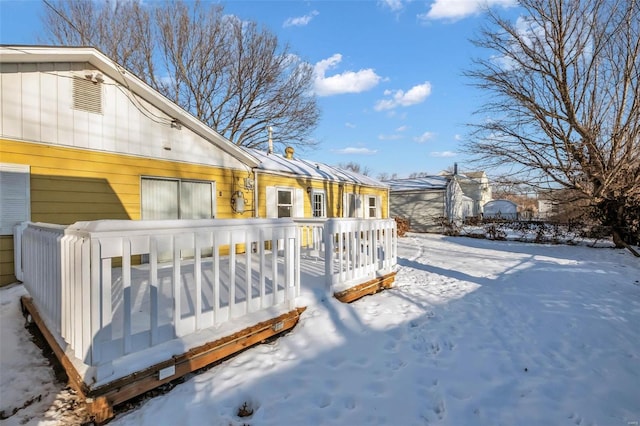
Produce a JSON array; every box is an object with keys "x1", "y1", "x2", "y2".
[{"x1": 323, "y1": 219, "x2": 336, "y2": 293}]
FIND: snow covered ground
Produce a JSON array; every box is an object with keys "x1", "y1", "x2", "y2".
[{"x1": 1, "y1": 233, "x2": 639, "y2": 425}]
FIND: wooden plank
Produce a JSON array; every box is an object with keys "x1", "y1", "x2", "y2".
[
  {"x1": 21, "y1": 293, "x2": 306, "y2": 424},
  {"x1": 20, "y1": 297, "x2": 91, "y2": 396},
  {"x1": 333, "y1": 272, "x2": 396, "y2": 304},
  {"x1": 97, "y1": 307, "x2": 306, "y2": 408}
]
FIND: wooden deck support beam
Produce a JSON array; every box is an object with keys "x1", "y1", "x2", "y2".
[
  {"x1": 333, "y1": 271, "x2": 396, "y2": 303},
  {"x1": 20, "y1": 296, "x2": 305, "y2": 424}
]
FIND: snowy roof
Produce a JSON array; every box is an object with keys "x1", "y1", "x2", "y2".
[
  {"x1": 246, "y1": 148, "x2": 388, "y2": 188},
  {"x1": 385, "y1": 176, "x2": 450, "y2": 192}
]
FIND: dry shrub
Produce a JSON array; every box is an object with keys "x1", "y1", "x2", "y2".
[{"x1": 394, "y1": 216, "x2": 410, "y2": 237}]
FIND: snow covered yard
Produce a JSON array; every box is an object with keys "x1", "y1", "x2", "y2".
[{"x1": 1, "y1": 233, "x2": 639, "y2": 425}]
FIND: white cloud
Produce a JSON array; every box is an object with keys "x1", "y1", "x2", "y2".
[
  {"x1": 314, "y1": 54, "x2": 383, "y2": 97},
  {"x1": 345, "y1": 122, "x2": 356, "y2": 128},
  {"x1": 379, "y1": 0, "x2": 405, "y2": 12},
  {"x1": 396, "y1": 125, "x2": 409, "y2": 132},
  {"x1": 454, "y1": 134, "x2": 463, "y2": 141},
  {"x1": 374, "y1": 81, "x2": 432, "y2": 111},
  {"x1": 420, "y1": 0, "x2": 516, "y2": 21},
  {"x1": 283, "y1": 10, "x2": 319, "y2": 27},
  {"x1": 378, "y1": 133, "x2": 404, "y2": 141},
  {"x1": 430, "y1": 151, "x2": 457, "y2": 157},
  {"x1": 414, "y1": 131, "x2": 435, "y2": 143},
  {"x1": 334, "y1": 147, "x2": 378, "y2": 155}
]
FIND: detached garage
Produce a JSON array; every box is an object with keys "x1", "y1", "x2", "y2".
[{"x1": 386, "y1": 176, "x2": 472, "y2": 233}]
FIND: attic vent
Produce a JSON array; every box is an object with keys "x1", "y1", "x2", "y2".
[{"x1": 73, "y1": 77, "x2": 103, "y2": 114}]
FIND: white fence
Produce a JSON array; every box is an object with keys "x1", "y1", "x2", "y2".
[
  {"x1": 15, "y1": 219, "x2": 299, "y2": 382},
  {"x1": 14, "y1": 217, "x2": 396, "y2": 383},
  {"x1": 295, "y1": 218, "x2": 397, "y2": 292}
]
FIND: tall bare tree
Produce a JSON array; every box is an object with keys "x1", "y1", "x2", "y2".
[
  {"x1": 337, "y1": 162, "x2": 373, "y2": 177},
  {"x1": 466, "y1": 0, "x2": 640, "y2": 250},
  {"x1": 43, "y1": 0, "x2": 319, "y2": 151}
]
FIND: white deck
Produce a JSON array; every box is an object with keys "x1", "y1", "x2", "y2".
[{"x1": 14, "y1": 218, "x2": 397, "y2": 387}]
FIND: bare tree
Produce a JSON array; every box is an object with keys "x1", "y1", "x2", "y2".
[
  {"x1": 466, "y1": 0, "x2": 640, "y2": 251},
  {"x1": 377, "y1": 172, "x2": 398, "y2": 181},
  {"x1": 42, "y1": 0, "x2": 319, "y2": 151},
  {"x1": 338, "y1": 162, "x2": 372, "y2": 176},
  {"x1": 408, "y1": 171, "x2": 433, "y2": 178}
]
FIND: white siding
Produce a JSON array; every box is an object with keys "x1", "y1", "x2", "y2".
[
  {"x1": 0, "y1": 62, "x2": 247, "y2": 170},
  {"x1": 389, "y1": 190, "x2": 446, "y2": 233}
]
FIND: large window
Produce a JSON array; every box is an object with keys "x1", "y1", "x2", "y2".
[
  {"x1": 312, "y1": 191, "x2": 326, "y2": 218},
  {"x1": 141, "y1": 177, "x2": 215, "y2": 220},
  {"x1": 277, "y1": 189, "x2": 293, "y2": 218},
  {"x1": 0, "y1": 163, "x2": 30, "y2": 235}
]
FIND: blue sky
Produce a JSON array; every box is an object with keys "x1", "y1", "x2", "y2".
[{"x1": 0, "y1": 0, "x2": 519, "y2": 178}]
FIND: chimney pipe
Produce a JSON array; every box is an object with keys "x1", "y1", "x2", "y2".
[
  {"x1": 268, "y1": 126, "x2": 273, "y2": 154},
  {"x1": 454, "y1": 162, "x2": 458, "y2": 175}
]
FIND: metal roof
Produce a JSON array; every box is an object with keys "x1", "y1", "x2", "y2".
[
  {"x1": 246, "y1": 148, "x2": 388, "y2": 188},
  {"x1": 384, "y1": 176, "x2": 450, "y2": 192}
]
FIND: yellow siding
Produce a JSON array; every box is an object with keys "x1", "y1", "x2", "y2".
[
  {"x1": 256, "y1": 172, "x2": 388, "y2": 218},
  {"x1": 1, "y1": 138, "x2": 388, "y2": 286},
  {"x1": 0, "y1": 138, "x2": 249, "y2": 285},
  {"x1": 0, "y1": 236, "x2": 15, "y2": 286}
]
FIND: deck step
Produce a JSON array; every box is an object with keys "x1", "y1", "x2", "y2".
[{"x1": 333, "y1": 271, "x2": 396, "y2": 303}]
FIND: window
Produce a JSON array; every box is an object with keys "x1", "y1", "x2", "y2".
[
  {"x1": 141, "y1": 177, "x2": 215, "y2": 220},
  {"x1": 367, "y1": 196, "x2": 379, "y2": 218},
  {"x1": 0, "y1": 163, "x2": 30, "y2": 235},
  {"x1": 312, "y1": 191, "x2": 326, "y2": 218},
  {"x1": 277, "y1": 189, "x2": 293, "y2": 218}
]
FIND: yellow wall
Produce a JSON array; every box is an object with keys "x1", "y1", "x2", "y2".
[
  {"x1": 1, "y1": 138, "x2": 389, "y2": 286},
  {"x1": 0, "y1": 138, "x2": 248, "y2": 285},
  {"x1": 256, "y1": 172, "x2": 388, "y2": 219}
]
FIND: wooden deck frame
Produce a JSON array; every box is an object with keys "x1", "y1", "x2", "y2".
[
  {"x1": 20, "y1": 296, "x2": 305, "y2": 424},
  {"x1": 333, "y1": 271, "x2": 396, "y2": 303}
]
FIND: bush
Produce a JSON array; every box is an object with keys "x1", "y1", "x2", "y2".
[{"x1": 395, "y1": 216, "x2": 411, "y2": 237}]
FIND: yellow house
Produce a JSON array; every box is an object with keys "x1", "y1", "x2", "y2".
[
  {"x1": 0, "y1": 45, "x2": 389, "y2": 286},
  {"x1": 248, "y1": 146, "x2": 388, "y2": 220}
]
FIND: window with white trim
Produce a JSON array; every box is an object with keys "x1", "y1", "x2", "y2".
[
  {"x1": 0, "y1": 163, "x2": 30, "y2": 235},
  {"x1": 266, "y1": 186, "x2": 304, "y2": 218},
  {"x1": 141, "y1": 177, "x2": 215, "y2": 220},
  {"x1": 312, "y1": 190, "x2": 326, "y2": 218},
  {"x1": 277, "y1": 189, "x2": 293, "y2": 218},
  {"x1": 366, "y1": 195, "x2": 380, "y2": 218}
]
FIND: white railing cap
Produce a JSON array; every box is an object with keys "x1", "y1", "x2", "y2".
[{"x1": 67, "y1": 218, "x2": 296, "y2": 234}]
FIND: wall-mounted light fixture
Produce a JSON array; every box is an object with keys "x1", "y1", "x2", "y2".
[{"x1": 306, "y1": 186, "x2": 311, "y2": 194}]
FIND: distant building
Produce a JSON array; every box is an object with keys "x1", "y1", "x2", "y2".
[
  {"x1": 386, "y1": 168, "x2": 491, "y2": 233},
  {"x1": 483, "y1": 199, "x2": 518, "y2": 220}
]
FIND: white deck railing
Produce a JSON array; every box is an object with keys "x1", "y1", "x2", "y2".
[
  {"x1": 14, "y1": 217, "x2": 396, "y2": 384},
  {"x1": 295, "y1": 218, "x2": 397, "y2": 292},
  {"x1": 15, "y1": 219, "x2": 299, "y2": 382}
]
